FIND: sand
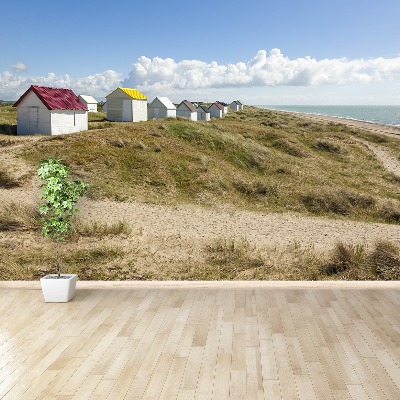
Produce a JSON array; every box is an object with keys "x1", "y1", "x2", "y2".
[{"x1": 78, "y1": 199, "x2": 400, "y2": 252}]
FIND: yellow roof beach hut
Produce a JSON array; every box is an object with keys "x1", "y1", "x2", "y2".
[{"x1": 105, "y1": 87, "x2": 147, "y2": 122}]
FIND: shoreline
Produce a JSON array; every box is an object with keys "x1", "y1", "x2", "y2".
[
  {"x1": 299, "y1": 113, "x2": 400, "y2": 136},
  {"x1": 266, "y1": 108, "x2": 400, "y2": 136}
]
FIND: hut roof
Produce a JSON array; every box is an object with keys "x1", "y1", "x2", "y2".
[
  {"x1": 79, "y1": 95, "x2": 98, "y2": 104},
  {"x1": 151, "y1": 96, "x2": 176, "y2": 109},
  {"x1": 197, "y1": 105, "x2": 210, "y2": 113},
  {"x1": 13, "y1": 85, "x2": 87, "y2": 111},
  {"x1": 212, "y1": 102, "x2": 223, "y2": 110},
  {"x1": 106, "y1": 87, "x2": 147, "y2": 100},
  {"x1": 179, "y1": 100, "x2": 197, "y2": 112}
]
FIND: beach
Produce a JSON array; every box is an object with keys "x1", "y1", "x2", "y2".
[{"x1": 288, "y1": 110, "x2": 400, "y2": 137}]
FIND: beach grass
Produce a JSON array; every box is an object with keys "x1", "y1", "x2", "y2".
[
  {"x1": 0, "y1": 105, "x2": 17, "y2": 135},
  {"x1": 2, "y1": 220, "x2": 399, "y2": 280},
  {"x1": 8, "y1": 105, "x2": 400, "y2": 223}
]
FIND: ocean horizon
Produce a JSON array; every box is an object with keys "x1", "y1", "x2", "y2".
[{"x1": 259, "y1": 105, "x2": 400, "y2": 127}]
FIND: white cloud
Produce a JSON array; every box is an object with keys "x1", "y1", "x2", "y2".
[
  {"x1": 2, "y1": 49, "x2": 400, "y2": 103},
  {"x1": 123, "y1": 49, "x2": 400, "y2": 98},
  {"x1": 0, "y1": 70, "x2": 123, "y2": 100},
  {"x1": 11, "y1": 62, "x2": 28, "y2": 72}
]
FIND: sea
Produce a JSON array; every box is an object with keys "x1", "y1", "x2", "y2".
[{"x1": 259, "y1": 105, "x2": 400, "y2": 127}]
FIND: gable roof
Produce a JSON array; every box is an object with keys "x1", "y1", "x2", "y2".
[
  {"x1": 13, "y1": 85, "x2": 87, "y2": 110},
  {"x1": 106, "y1": 87, "x2": 147, "y2": 100},
  {"x1": 197, "y1": 105, "x2": 210, "y2": 113},
  {"x1": 218, "y1": 101, "x2": 228, "y2": 107},
  {"x1": 150, "y1": 96, "x2": 176, "y2": 109},
  {"x1": 79, "y1": 95, "x2": 98, "y2": 104},
  {"x1": 211, "y1": 102, "x2": 223, "y2": 110},
  {"x1": 178, "y1": 100, "x2": 197, "y2": 112}
]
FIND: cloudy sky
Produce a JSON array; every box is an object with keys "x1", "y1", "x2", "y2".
[{"x1": 2, "y1": 0, "x2": 400, "y2": 104}]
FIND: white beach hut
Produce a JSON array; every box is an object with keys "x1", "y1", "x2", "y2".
[
  {"x1": 78, "y1": 95, "x2": 98, "y2": 112},
  {"x1": 209, "y1": 102, "x2": 223, "y2": 119},
  {"x1": 230, "y1": 100, "x2": 244, "y2": 111},
  {"x1": 148, "y1": 96, "x2": 176, "y2": 119},
  {"x1": 177, "y1": 100, "x2": 197, "y2": 121},
  {"x1": 105, "y1": 87, "x2": 147, "y2": 122},
  {"x1": 197, "y1": 104, "x2": 210, "y2": 121},
  {"x1": 13, "y1": 85, "x2": 88, "y2": 136}
]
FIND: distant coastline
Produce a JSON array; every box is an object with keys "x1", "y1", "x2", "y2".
[
  {"x1": 259, "y1": 105, "x2": 400, "y2": 127},
  {"x1": 259, "y1": 105, "x2": 400, "y2": 137}
]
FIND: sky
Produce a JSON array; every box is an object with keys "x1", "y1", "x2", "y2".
[{"x1": 1, "y1": 0, "x2": 400, "y2": 105}]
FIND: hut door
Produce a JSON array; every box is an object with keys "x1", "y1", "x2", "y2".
[
  {"x1": 122, "y1": 100, "x2": 133, "y2": 121},
  {"x1": 28, "y1": 107, "x2": 39, "y2": 127}
]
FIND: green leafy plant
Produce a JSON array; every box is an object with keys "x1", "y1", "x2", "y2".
[{"x1": 38, "y1": 158, "x2": 88, "y2": 277}]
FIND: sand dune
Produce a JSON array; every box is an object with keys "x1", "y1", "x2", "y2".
[{"x1": 2, "y1": 113, "x2": 400, "y2": 259}]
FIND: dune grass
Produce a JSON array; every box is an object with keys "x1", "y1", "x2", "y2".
[
  {"x1": 0, "y1": 197, "x2": 399, "y2": 281},
  {"x1": 8, "y1": 105, "x2": 400, "y2": 223},
  {"x1": 2, "y1": 228, "x2": 400, "y2": 280},
  {"x1": 0, "y1": 242, "x2": 128, "y2": 280},
  {"x1": 319, "y1": 240, "x2": 400, "y2": 280},
  {"x1": 0, "y1": 105, "x2": 17, "y2": 135},
  {"x1": 0, "y1": 202, "x2": 40, "y2": 232},
  {"x1": 73, "y1": 219, "x2": 132, "y2": 238},
  {"x1": 0, "y1": 170, "x2": 21, "y2": 189}
]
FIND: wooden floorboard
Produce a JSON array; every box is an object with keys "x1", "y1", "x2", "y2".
[{"x1": 0, "y1": 281, "x2": 399, "y2": 399}]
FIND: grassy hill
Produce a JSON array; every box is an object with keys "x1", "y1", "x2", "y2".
[
  {"x1": 2, "y1": 105, "x2": 400, "y2": 281},
  {"x1": 4, "y1": 105, "x2": 400, "y2": 223}
]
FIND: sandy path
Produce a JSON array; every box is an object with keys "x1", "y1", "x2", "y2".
[
  {"x1": 356, "y1": 139, "x2": 400, "y2": 177},
  {"x1": 295, "y1": 111, "x2": 400, "y2": 177},
  {"x1": 78, "y1": 200, "x2": 400, "y2": 251}
]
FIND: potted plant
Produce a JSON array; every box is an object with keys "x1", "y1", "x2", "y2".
[{"x1": 38, "y1": 158, "x2": 88, "y2": 302}]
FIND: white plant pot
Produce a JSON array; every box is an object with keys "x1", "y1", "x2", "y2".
[{"x1": 40, "y1": 274, "x2": 78, "y2": 302}]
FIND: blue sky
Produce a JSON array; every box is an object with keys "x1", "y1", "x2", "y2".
[{"x1": 2, "y1": 0, "x2": 400, "y2": 104}]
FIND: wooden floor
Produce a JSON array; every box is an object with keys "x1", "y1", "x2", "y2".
[{"x1": 0, "y1": 281, "x2": 399, "y2": 400}]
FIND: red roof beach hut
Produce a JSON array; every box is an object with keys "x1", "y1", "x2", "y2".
[{"x1": 13, "y1": 85, "x2": 88, "y2": 135}]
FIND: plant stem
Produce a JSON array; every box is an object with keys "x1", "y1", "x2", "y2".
[{"x1": 56, "y1": 240, "x2": 61, "y2": 278}]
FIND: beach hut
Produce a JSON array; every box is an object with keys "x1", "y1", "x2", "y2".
[
  {"x1": 148, "y1": 96, "x2": 176, "y2": 119},
  {"x1": 177, "y1": 100, "x2": 197, "y2": 121},
  {"x1": 209, "y1": 102, "x2": 223, "y2": 119},
  {"x1": 230, "y1": 100, "x2": 244, "y2": 111},
  {"x1": 197, "y1": 104, "x2": 210, "y2": 121},
  {"x1": 78, "y1": 95, "x2": 98, "y2": 112},
  {"x1": 217, "y1": 101, "x2": 228, "y2": 114},
  {"x1": 13, "y1": 85, "x2": 88, "y2": 136},
  {"x1": 105, "y1": 87, "x2": 147, "y2": 122}
]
